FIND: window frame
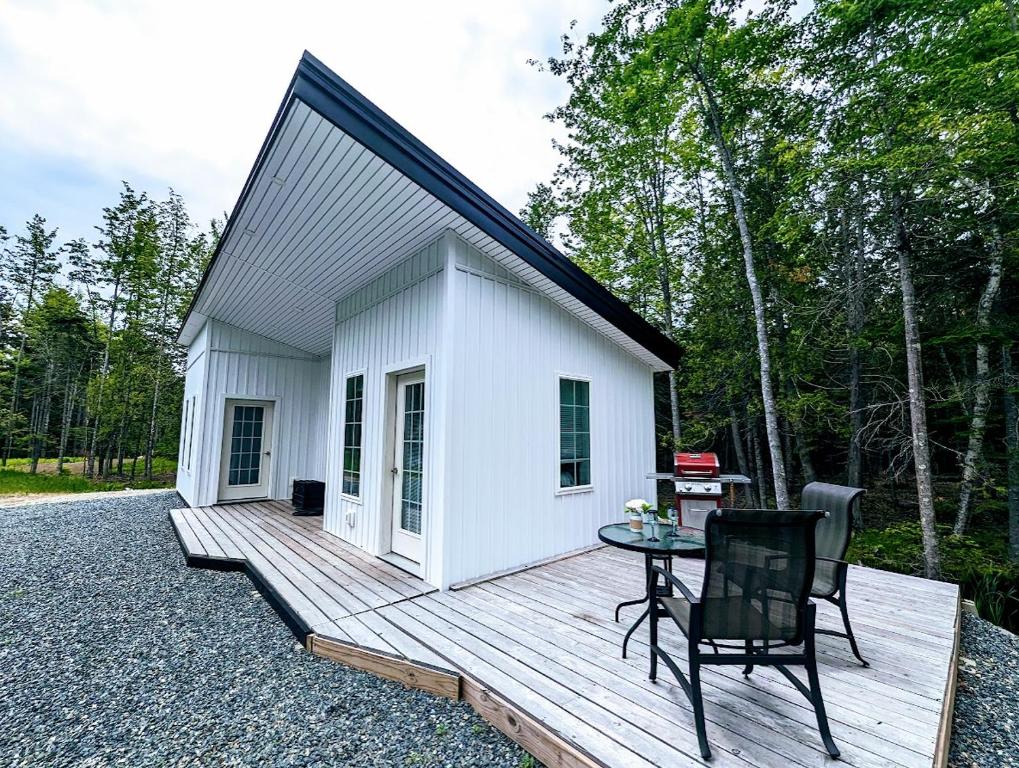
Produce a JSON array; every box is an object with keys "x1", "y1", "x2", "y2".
[
  {"x1": 340, "y1": 370, "x2": 366, "y2": 502},
  {"x1": 555, "y1": 373, "x2": 593, "y2": 495}
]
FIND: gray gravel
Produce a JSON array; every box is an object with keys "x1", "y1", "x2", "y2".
[
  {"x1": 950, "y1": 612, "x2": 1019, "y2": 767},
  {"x1": 0, "y1": 491, "x2": 533, "y2": 767}
]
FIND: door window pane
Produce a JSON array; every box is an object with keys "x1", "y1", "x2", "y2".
[
  {"x1": 400, "y1": 381, "x2": 425, "y2": 534},
  {"x1": 341, "y1": 374, "x2": 364, "y2": 497},
  {"x1": 559, "y1": 378, "x2": 591, "y2": 488},
  {"x1": 227, "y1": 405, "x2": 264, "y2": 487}
]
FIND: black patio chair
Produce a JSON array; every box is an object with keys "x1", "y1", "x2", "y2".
[
  {"x1": 801, "y1": 481, "x2": 868, "y2": 666},
  {"x1": 648, "y1": 508, "x2": 839, "y2": 760}
]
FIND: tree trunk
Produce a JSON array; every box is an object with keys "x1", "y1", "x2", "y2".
[
  {"x1": 846, "y1": 197, "x2": 866, "y2": 492},
  {"x1": 145, "y1": 358, "x2": 163, "y2": 480},
  {"x1": 953, "y1": 230, "x2": 1004, "y2": 534},
  {"x1": 28, "y1": 395, "x2": 41, "y2": 474},
  {"x1": 88, "y1": 280, "x2": 120, "y2": 477},
  {"x1": 2, "y1": 335, "x2": 28, "y2": 466},
  {"x1": 695, "y1": 79, "x2": 789, "y2": 508},
  {"x1": 750, "y1": 419, "x2": 768, "y2": 508},
  {"x1": 57, "y1": 371, "x2": 78, "y2": 476},
  {"x1": 729, "y1": 404, "x2": 755, "y2": 505},
  {"x1": 1002, "y1": 345, "x2": 1018, "y2": 563},
  {"x1": 892, "y1": 189, "x2": 941, "y2": 579},
  {"x1": 795, "y1": 432, "x2": 816, "y2": 485}
]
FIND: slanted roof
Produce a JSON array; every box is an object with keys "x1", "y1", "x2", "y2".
[{"x1": 178, "y1": 51, "x2": 680, "y2": 371}]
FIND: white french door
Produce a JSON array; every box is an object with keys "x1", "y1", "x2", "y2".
[
  {"x1": 219, "y1": 399, "x2": 274, "y2": 501},
  {"x1": 390, "y1": 372, "x2": 425, "y2": 563}
]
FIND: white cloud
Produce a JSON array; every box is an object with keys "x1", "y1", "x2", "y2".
[{"x1": 0, "y1": 0, "x2": 605, "y2": 233}]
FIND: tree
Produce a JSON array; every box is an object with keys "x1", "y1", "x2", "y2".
[
  {"x1": 637, "y1": 0, "x2": 795, "y2": 507},
  {"x1": 1, "y1": 215, "x2": 60, "y2": 465},
  {"x1": 538, "y1": 15, "x2": 695, "y2": 450}
]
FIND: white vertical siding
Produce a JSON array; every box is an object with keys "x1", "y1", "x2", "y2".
[
  {"x1": 185, "y1": 320, "x2": 329, "y2": 507},
  {"x1": 176, "y1": 322, "x2": 209, "y2": 506},
  {"x1": 323, "y1": 238, "x2": 447, "y2": 585},
  {"x1": 442, "y1": 238, "x2": 656, "y2": 587}
]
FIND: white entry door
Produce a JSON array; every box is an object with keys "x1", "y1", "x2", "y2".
[
  {"x1": 219, "y1": 399, "x2": 274, "y2": 502},
  {"x1": 390, "y1": 372, "x2": 425, "y2": 563}
]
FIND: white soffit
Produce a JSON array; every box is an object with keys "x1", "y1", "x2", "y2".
[{"x1": 184, "y1": 99, "x2": 673, "y2": 371}]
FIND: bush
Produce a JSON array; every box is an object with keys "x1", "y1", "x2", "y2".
[{"x1": 848, "y1": 522, "x2": 1019, "y2": 632}]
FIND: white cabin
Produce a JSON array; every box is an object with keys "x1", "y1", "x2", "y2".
[{"x1": 176, "y1": 52, "x2": 680, "y2": 589}]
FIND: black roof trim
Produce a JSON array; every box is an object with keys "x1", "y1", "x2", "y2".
[{"x1": 180, "y1": 51, "x2": 680, "y2": 368}]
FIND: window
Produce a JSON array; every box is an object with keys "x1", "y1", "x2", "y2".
[
  {"x1": 559, "y1": 377, "x2": 591, "y2": 489},
  {"x1": 179, "y1": 398, "x2": 190, "y2": 469},
  {"x1": 186, "y1": 397, "x2": 195, "y2": 470},
  {"x1": 342, "y1": 374, "x2": 364, "y2": 497}
]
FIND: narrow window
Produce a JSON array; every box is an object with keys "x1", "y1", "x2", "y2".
[
  {"x1": 179, "y1": 398, "x2": 190, "y2": 468},
  {"x1": 559, "y1": 378, "x2": 591, "y2": 489},
  {"x1": 186, "y1": 396, "x2": 196, "y2": 471},
  {"x1": 342, "y1": 374, "x2": 364, "y2": 497}
]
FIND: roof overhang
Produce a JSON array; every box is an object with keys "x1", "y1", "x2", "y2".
[{"x1": 178, "y1": 51, "x2": 681, "y2": 371}]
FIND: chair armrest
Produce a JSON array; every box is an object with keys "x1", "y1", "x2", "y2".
[
  {"x1": 816, "y1": 556, "x2": 849, "y2": 566},
  {"x1": 650, "y1": 564, "x2": 699, "y2": 603}
]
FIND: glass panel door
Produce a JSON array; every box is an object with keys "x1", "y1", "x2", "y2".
[
  {"x1": 228, "y1": 405, "x2": 264, "y2": 486},
  {"x1": 399, "y1": 382, "x2": 425, "y2": 534},
  {"x1": 390, "y1": 371, "x2": 425, "y2": 564},
  {"x1": 219, "y1": 399, "x2": 273, "y2": 502}
]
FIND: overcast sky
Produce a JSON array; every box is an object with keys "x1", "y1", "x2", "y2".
[{"x1": 0, "y1": 0, "x2": 606, "y2": 247}]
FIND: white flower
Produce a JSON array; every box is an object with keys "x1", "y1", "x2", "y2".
[{"x1": 624, "y1": 498, "x2": 649, "y2": 512}]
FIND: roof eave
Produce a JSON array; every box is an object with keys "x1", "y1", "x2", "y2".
[{"x1": 178, "y1": 51, "x2": 682, "y2": 369}]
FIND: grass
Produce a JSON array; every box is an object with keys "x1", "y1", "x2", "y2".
[
  {"x1": 0, "y1": 455, "x2": 178, "y2": 497},
  {"x1": 5, "y1": 456, "x2": 85, "y2": 467}
]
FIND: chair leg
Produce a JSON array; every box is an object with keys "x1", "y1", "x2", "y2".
[
  {"x1": 743, "y1": 640, "x2": 754, "y2": 677},
  {"x1": 806, "y1": 607, "x2": 840, "y2": 758},
  {"x1": 806, "y1": 654, "x2": 840, "y2": 758},
  {"x1": 689, "y1": 652, "x2": 711, "y2": 760},
  {"x1": 837, "y1": 592, "x2": 869, "y2": 667}
]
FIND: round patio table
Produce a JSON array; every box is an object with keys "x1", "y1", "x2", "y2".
[{"x1": 598, "y1": 522, "x2": 705, "y2": 658}]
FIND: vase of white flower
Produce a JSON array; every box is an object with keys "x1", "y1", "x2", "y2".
[{"x1": 624, "y1": 498, "x2": 650, "y2": 533}]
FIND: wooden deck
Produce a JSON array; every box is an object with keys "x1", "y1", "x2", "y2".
[{"x1": 171, "y1": 501, "x2": 960, "y2": 768}]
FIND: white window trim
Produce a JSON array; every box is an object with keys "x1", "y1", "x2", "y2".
[
  {"x1": 555, "y1": 372, "x2": 593, "y2": 496},
  {"x1": 340, "y1": 369, "x2": 367, "y2": 503}
]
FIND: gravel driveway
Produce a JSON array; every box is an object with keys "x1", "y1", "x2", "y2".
[
  {"x1": 0, "y1": 492, "x2": 531, "y2": 767},
  {"x1": 950, "y1": 612, "x2": 1019, "y2": 768}
]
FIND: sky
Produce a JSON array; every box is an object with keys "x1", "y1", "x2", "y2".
[{"x1": 0, "y1": 0, "x2": 607, "y2": 248}]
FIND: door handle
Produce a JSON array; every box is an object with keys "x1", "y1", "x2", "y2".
[
  {"x1": 391, "y1": 467, "x2": 399, "y2": 476},
  {"x1": 264, "y1": 451, "x2": 271, "y2": 457}
]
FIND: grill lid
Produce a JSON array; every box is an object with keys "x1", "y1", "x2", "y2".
[{"x1": 674, "y1": 452, "x2": 720, "y2": 478}]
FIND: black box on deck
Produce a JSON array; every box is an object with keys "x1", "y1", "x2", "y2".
[{"x1": 292, "y1": 480, "x2": 325, "y2": 515}]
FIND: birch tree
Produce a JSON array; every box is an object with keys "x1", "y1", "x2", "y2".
[{"x1": 639, "y1": 0, "x2": 793, "y2": 507}]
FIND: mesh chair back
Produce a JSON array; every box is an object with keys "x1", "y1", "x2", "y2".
[
  {"x1": 700, "y1": 509, "x2": 824, "y2": 644},
  {"x1": 801, "y1": 482, "x2": 865, "y2": 597}
]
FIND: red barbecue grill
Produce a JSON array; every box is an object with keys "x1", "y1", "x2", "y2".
[
  {"x1": 674, "y1": 452, "x2": 723, "y2": 529},
  {"x1": 646, "y1": 453, "x2": 752, "y2": 531}
]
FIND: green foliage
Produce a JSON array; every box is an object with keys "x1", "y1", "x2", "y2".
[
  {"x1": 0, "y1": 185, "x2": 217, "y2": 483},
  {"x1": 849, "y1": 521, "x2": 1019, "y2": 629},
  {"x1": 537, "y1": 1, "x2": 1018, "y2": 540},
  {"x1": 0, "y1": 468, "x2": 172, "y2": 495}
]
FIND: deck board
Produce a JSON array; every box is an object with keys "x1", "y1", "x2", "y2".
[{"x1": 170, "y1": 501, "x2": 959, "y2": 768}]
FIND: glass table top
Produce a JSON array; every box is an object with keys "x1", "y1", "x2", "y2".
[{"x1": 598, "y1": 522, "x2": 705, "y2": 555}]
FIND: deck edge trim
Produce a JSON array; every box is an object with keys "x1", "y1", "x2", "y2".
[
  {"x1": 308, "y1": 633, "x2": 461, "y2": 700},
  {"x1": 169, "y1": 509, "x2": 313, "y2": 645},
  {"x1": 933, "y1": 588, "x2": 962, "y2": 768}
]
